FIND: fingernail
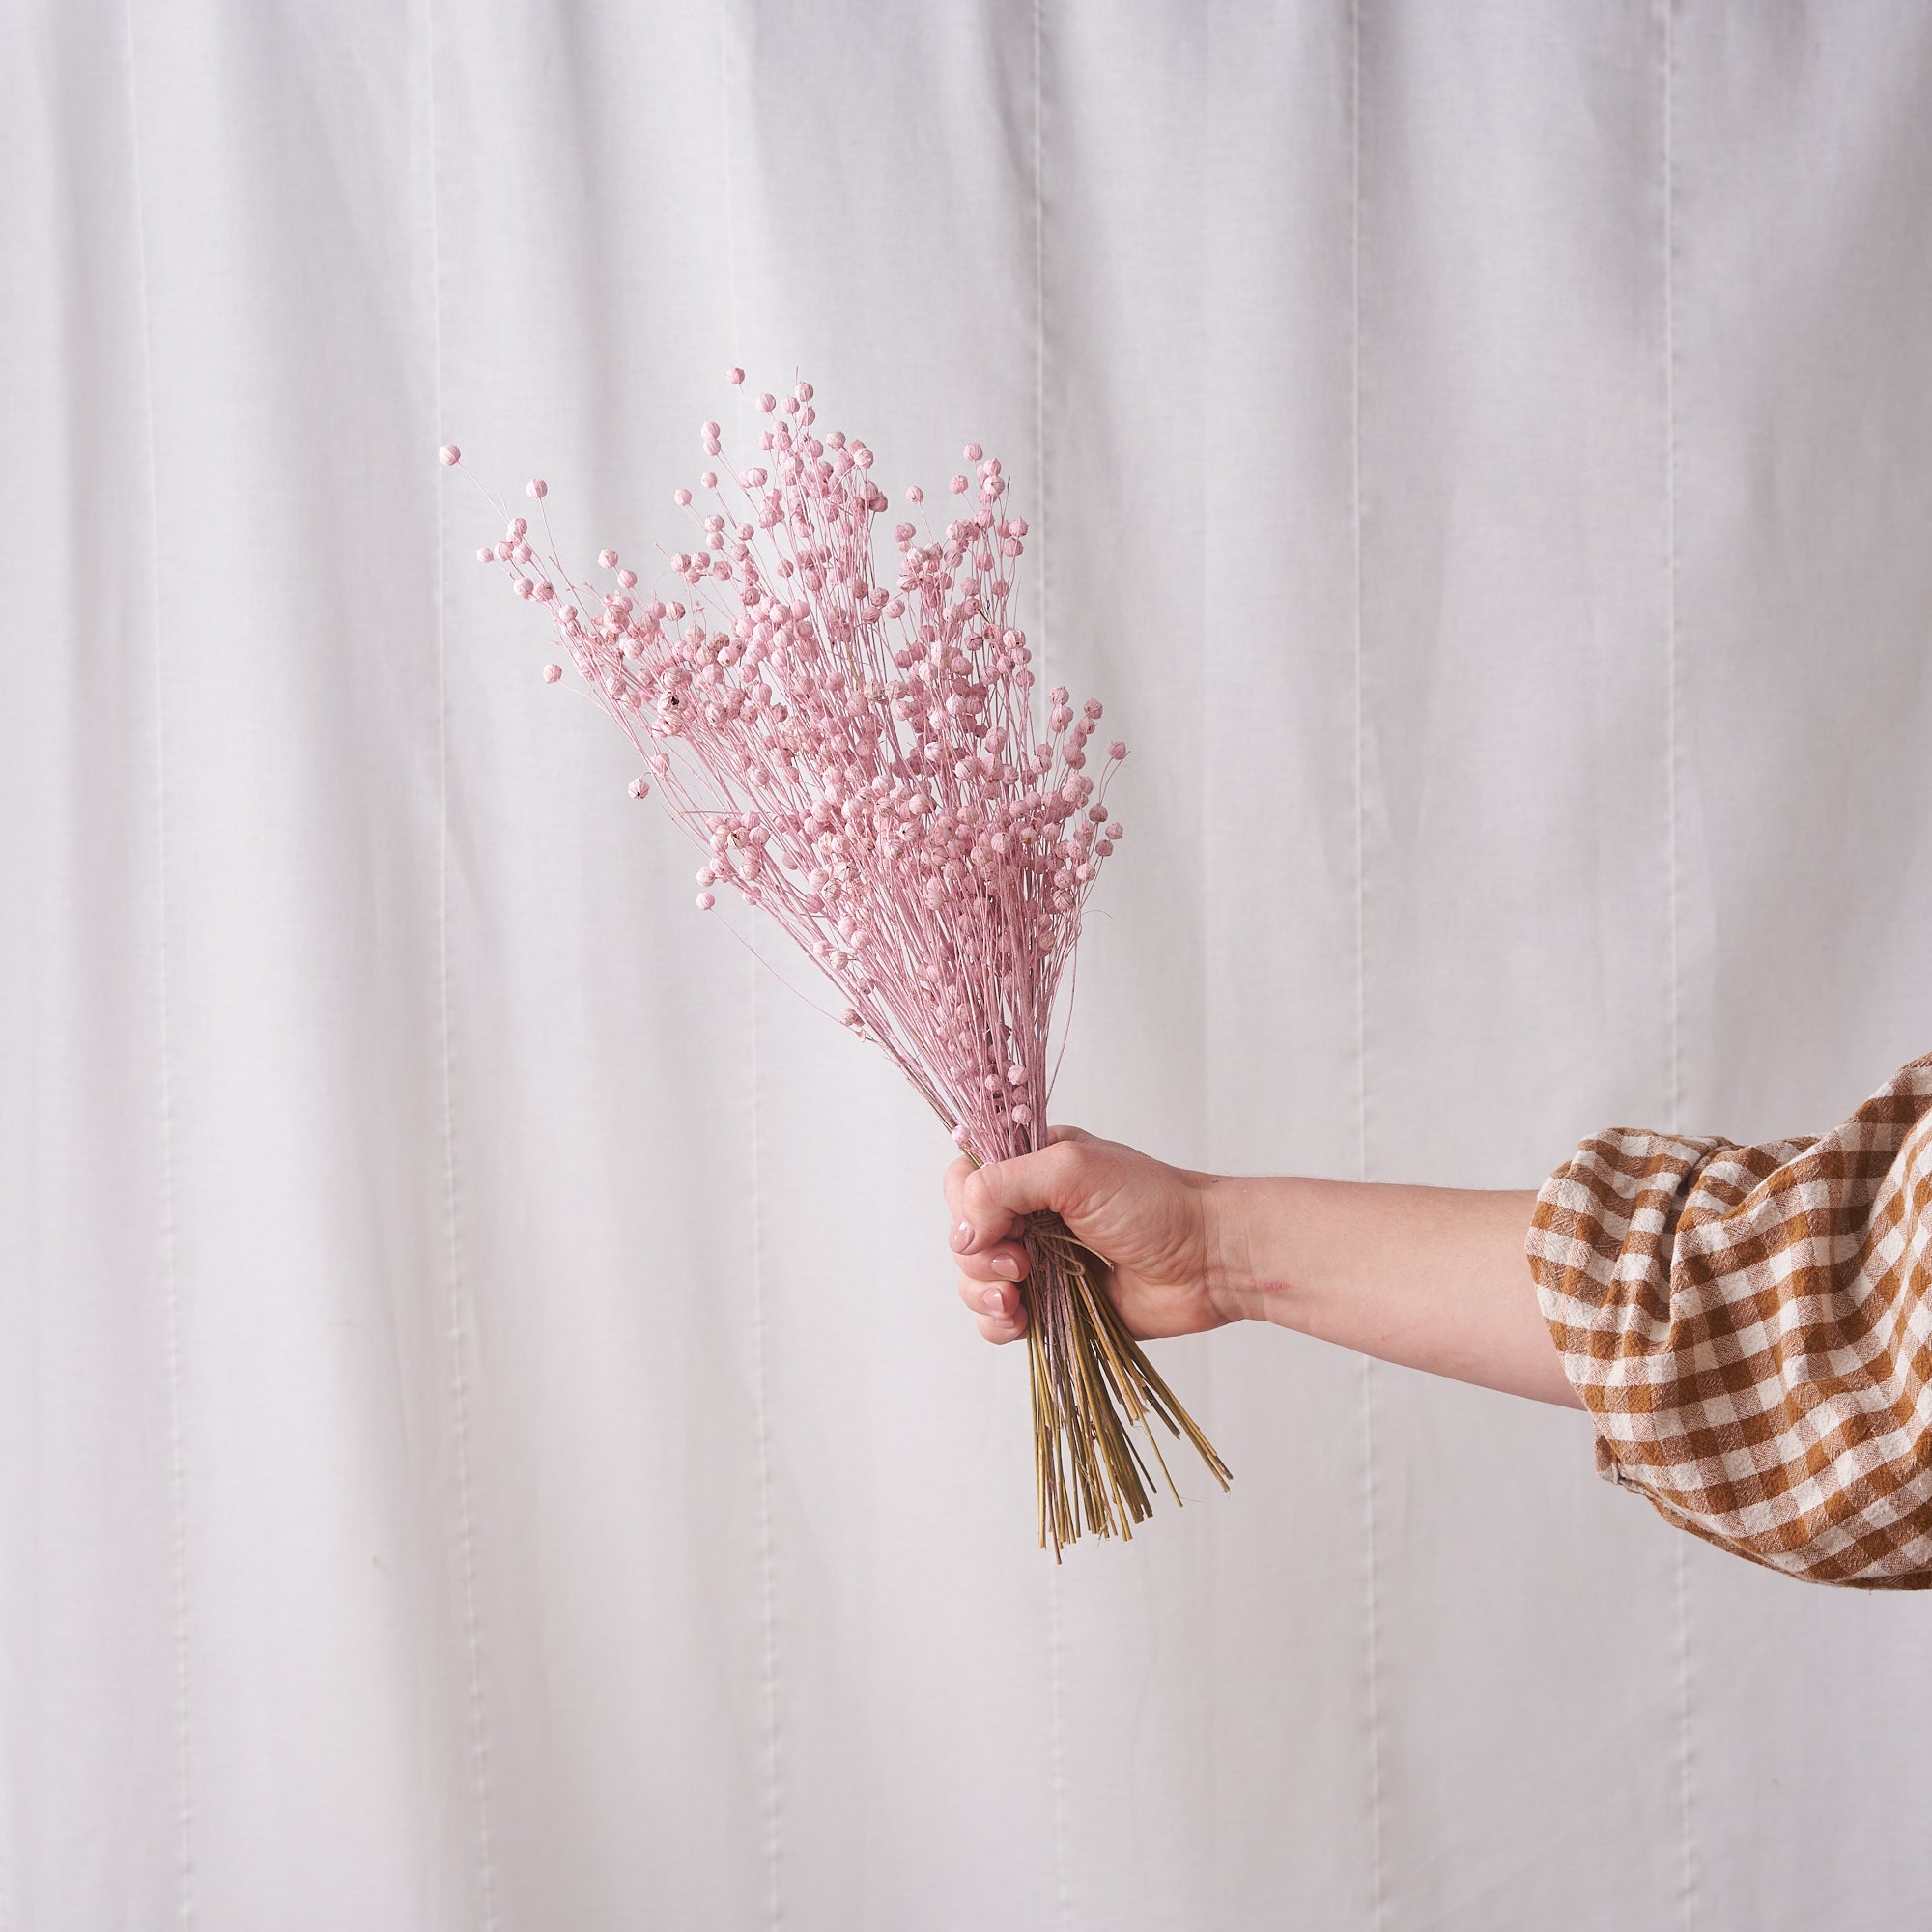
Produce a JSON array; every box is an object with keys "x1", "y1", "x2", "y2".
[
  {"x1": 982, "y1": 1286, "x2": 1009, "y2": 1316},
  {"x1": 950, "y1": 1221, "x2": 974, "y2": 1253},
  {"x1": 990, "y1": 1253, "x2": 1020, "y2": 1280}
]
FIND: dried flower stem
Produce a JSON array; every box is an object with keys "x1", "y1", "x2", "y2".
[
  {"x1": 442, "y1": 369, "x2": 1230, "y2": 1550},
  {"x1": 1020, "y1": 1211, "x2": 1232, "y2": 1556}
]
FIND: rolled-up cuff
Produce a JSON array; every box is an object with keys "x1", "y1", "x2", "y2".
[{"x1": 1525, "y1": 1056, "x2": 1932, "y2": 1590}]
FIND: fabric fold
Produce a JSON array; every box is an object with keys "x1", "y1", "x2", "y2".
[{"x1": 1527, "y1": 1054, "x2": 1932, "y2": 1588}]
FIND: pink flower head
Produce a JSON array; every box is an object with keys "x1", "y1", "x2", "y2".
[{"x1": 453, "y1": 377, "x2": 1126, "y2": 1169}]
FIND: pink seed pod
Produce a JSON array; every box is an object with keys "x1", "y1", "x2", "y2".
[
  {"x1": 439, "y1": 444, "x2": 461, "y2": 466},
  {"x1": 541, "y1": 663, "x2": 562, "y2": 684}
]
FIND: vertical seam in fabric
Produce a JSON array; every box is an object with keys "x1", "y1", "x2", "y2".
[
  {"x1": 1351, "y1": 4, "x2": 1387, "y2": 1925},
  {"x1": 1033, "y1": 8, "x2": 1070, "y2": 1929},
  {"x1": 752, "y1": 845, "x2": 781, "y2": 1931},
  {"x1": 123, "y1": 6, "x2": 194, "y2": 1919},
  {"x1": 1350, "y1": 0, "x2": 1369, "y2": 1192},
  {"x1": 1661, "y1": 0, "x2": 1683, "y2": 1137},
  {"x1": 1660, "y1": 2, "x2": 1695, "y2": 1924},
  {"x1": 1034, "y1": 0, "x2": 1051, "y2": 691},
  {"x1": 1196, "y1": 21, "x2": 1221, "y2": 1908},
  {"x1": 425, "y1": 7, "x2": 499, "y2": 1920},
  {"x1": 1673, "y1": 1544, "x2": 1693, "y2": 1925},
  {"x1": 752, "y1": 953, "x2": 781, "y2": 1930},
  {"x1": 719, "y1": 12, "x2": 782, "y2": 1922}
]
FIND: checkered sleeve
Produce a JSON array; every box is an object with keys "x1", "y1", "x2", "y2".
[{"x1": 1524, "y1": 1053, "x2": 1932, "y2": 1588}]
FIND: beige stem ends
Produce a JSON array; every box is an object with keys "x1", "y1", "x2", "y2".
[{"x1": 1018, "y1": 1211, "x2": 1232, "y2": 1556}]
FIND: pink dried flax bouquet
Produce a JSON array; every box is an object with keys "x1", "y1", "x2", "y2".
[{"x1": 441, "y1": 370, "x2": 1229, "y2": 1554}]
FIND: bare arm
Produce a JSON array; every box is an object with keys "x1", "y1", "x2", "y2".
[{"x1": 943, "y1": 1128, "x2": 1579, "y2": 1410}]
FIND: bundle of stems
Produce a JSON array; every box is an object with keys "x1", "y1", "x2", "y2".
[
  {"x1": 441, "y1": 369, "x2": 1229, "y2": 1552},
  {"x1": 1020, "y1": 1213, "x2": 1231, "y2": 1548}
]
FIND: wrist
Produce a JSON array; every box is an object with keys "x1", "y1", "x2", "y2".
[{"x1": 1201, "y1": 1173, "x2": 1310, "y2": 1328}]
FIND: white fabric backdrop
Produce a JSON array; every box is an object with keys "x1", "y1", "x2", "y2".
[{"x1": 9, "y1": 2, "x2": 1932, "y2": 1925}]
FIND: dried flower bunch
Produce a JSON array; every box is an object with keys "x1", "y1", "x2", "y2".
[{"x1": 441, "y1": 371, "x2": 1228, "y2": 1553}]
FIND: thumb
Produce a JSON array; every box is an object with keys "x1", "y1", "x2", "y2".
[{"x1": 957, "y1": 1135, "x2": 1093, "y2": 1252}]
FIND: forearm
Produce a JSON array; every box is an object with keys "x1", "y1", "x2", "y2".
[{"x1": 1204, "y1": 1175, "x2": 1580, "y2": 1408}]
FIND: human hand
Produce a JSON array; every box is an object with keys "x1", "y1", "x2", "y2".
[{"x1": 942, "y1": 1126, "x2": 1235, "y2": 1346}]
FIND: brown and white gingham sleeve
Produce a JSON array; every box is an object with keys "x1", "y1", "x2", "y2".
[{"x1": 1524, "y1": 1053, "x2": 1932, "y2": 1588}]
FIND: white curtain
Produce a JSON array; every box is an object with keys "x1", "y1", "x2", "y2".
[{"x1": 9, "y1": 3, "x2": 1932, "y2": 1925}]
